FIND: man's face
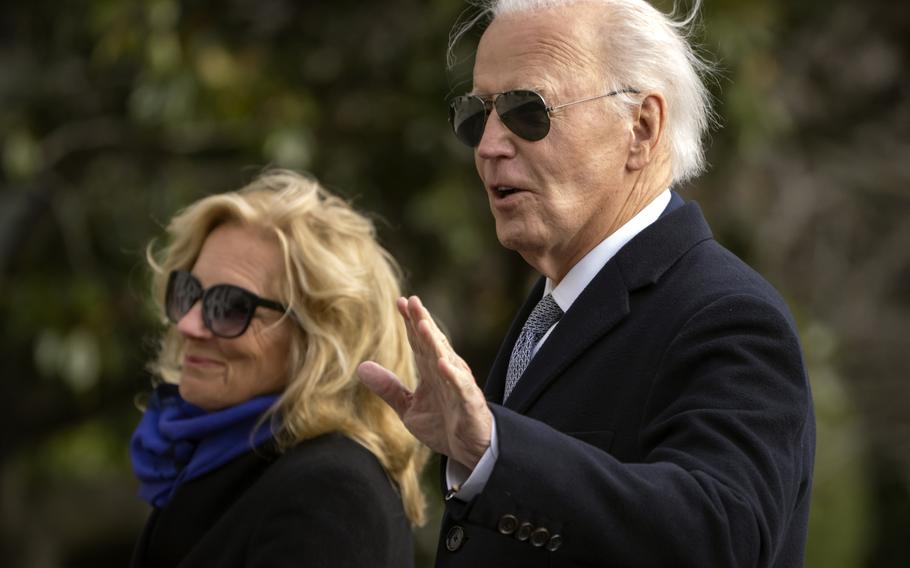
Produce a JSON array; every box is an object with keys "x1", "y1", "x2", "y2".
[{"x1": 472, "y1": 4, "x2": 635, "y2": 281}]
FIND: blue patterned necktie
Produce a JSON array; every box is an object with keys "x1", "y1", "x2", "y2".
[{"x1": 504, "y1": 293, "x2": 564, "y2": 401}]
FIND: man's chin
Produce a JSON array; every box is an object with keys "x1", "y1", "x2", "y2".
[{"x1": 495, "y1": 226, "x2": 542, "y2": 256}]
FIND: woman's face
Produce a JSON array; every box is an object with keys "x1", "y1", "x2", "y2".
[{"x1": 175, "y1": 223, "x2": 293, "y2": 411}]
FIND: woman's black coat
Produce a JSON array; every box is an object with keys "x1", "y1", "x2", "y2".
[{"x1": 132, "y1": 432, "x2": 414, "y2": 567}]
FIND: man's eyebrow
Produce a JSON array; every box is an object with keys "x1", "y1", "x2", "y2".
[{"x1": 467, "y1": 85, "x2": 551, "y2": 96}]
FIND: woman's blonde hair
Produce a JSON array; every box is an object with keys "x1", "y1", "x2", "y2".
[{"x1": 146, "y1": 170, "x2": 427, "y2": 525}]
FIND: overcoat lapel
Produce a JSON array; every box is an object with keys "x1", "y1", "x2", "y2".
[
  {"x1": 483, "y1": 201, "x2": 713, "y2": 414},
  {"x1": 502, "y1": 261, "x2": 631, "y2": 413}
]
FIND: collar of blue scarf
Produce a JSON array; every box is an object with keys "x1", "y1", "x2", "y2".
[{"x1": 129, "y1": 383, "x2": 279, "y2": 508}]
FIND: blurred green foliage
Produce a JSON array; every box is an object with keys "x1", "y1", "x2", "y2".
[
  {"x1": 804, "y1": 323, "x2": 872, "y2": 567},
  {"x1": 1, "y1": 0, "x2": 908, "y2": 566}
]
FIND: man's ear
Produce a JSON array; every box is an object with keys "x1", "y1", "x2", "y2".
[{"x1": 626, "y1": 94, "x2": 666, "y2": 171}]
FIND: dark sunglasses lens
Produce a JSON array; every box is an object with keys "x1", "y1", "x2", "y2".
[
  {"x1": 166, "y1": 271, "x2": 202, "y2": 323},
  {"x1": 205, "y1": 285, "x2": 255, "y2": 338},
  {"x1": 496, "y1": 90, "x2": 550, "y2": 141},
  {"x1": 450, "y1": 96, "x2": 488, "y2": 147}
]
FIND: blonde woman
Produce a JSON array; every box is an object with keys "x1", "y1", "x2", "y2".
[{"x1": 129, "y1": 170, "x2": 427, "y2": 567}]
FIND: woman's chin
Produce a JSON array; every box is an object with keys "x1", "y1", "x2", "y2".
[{"x1": 178, "y1": 378, "x2": 222, "y2": 411}]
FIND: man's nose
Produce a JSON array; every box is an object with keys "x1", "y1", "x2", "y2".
[{"x1": 476, "y1": 109, "x2": 517, "y2": 160}]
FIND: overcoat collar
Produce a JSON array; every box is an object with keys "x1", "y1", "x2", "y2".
[{"x1": 483, "y1": 199, "x2": 713, "y2": 413}]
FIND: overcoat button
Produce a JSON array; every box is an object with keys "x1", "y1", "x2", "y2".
[
  {"x1": 516, "y1": 522, "x2": 534, "y2": 541},
  {"x1": 530, "y1": 527, "x2": 550, "y2": 547},
  {"x1": 498, "y1": 514, "x2": 519, "y2": 535},
  {"x1": 546, "y1": 534, "x2": 563, "y2": 552},
  {"x1": 445, "y1": 525, "x2": 465, "y2": 552}
]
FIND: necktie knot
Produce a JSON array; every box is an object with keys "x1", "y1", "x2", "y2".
[
  {"x1": 504, "y1": 293, "x2": 564, "y2": 401},
  {"x1": 523, "y1": 293, "x2": 563, "y2": 339}
]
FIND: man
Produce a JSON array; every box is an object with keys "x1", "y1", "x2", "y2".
[{"x1": 358, "y1": 0, "x2": 815, "y2": 566}]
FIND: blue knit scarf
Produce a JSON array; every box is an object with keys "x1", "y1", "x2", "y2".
[{"x1": 129, "y1": 384, "x2": 278, "y2": 508}]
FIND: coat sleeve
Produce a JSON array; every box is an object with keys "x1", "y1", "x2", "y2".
[{"x1": 445, "y1": 293, "x2": 814, "y2": 567}]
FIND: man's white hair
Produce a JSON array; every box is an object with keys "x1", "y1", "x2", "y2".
[{"x1": 450, "y1": 0, "x2": 716, "y2": 184}]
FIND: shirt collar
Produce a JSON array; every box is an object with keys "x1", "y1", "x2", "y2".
[{"x1": 545, "y1": 189, "x2": 672, "y2": 312}]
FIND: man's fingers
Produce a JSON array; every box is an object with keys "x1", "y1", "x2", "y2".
[
  {"x1": 401, "y1": 295, "x2": 461, "y2": 376},
  {"x1": 357, "y1": 361, "x2": 413, "y2": 417},
  {"x1": 416, "y1": 317, "x2": 457, "y2": 364},
  {"x1": 396, "y1": 296, "x2": 409, "y2": 317},
  {"x1": 407, "y1": 296, "x2": 435, "y2": 329},
  {"x1": 398, "y1": 296, "x2": 426, "y2": 357},
  {"x1": 406, "y1": 295, "x2": 443, "y2": 359},
  {"x1": 452, "y1": 351, "x2": 472, "y2": 374},
  {"x1": 437, "y1": 355, "x2": 478, "y2": 396}
]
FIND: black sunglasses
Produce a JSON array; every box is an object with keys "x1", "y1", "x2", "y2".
[
  {"x1": 165, "y1": 270, "x2": 287, "y2": 339},
  {"x1": 448, "y1": 88, "x2": 640, "y2": 147}
]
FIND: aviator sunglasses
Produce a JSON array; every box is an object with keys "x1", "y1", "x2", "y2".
[
  {"x1": 165, "y1": 270, "x2": 287, "y2": 339},
  {"x1": 448, "y1": 88, "x2": 640, "y2": 147}
]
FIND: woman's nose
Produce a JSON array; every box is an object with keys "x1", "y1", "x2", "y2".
[{"x1": 175, "y1": 301, "x2": 211, "y2": 339}]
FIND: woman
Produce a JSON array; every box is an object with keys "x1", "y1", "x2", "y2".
[{"x1": 129, "y1": 170, "x2": 427, "y2": 567}]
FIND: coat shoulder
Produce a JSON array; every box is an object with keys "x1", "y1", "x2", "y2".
[{"x1": 260, "y1": 433, "x2": 393, "y2": 495}]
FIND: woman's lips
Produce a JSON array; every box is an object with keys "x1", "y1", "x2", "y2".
[{"x1": 183, "y1": 355, "x2": 224, "y2": 368}]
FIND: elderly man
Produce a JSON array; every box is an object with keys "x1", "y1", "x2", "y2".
[{"x1": 359, "y1": 0, "x2": 815, "y2": 566}]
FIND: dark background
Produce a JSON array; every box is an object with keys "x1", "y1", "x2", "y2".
[{"x1": 1, "y1": 0, "x2": 908, "y2": 566}]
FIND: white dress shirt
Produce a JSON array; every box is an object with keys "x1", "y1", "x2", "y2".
[{"x1": 446, "y1": 189, "x2": 672, "y2": 500}]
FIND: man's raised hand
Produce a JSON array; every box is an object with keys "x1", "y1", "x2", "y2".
[{"x1": 357, "y1": 296, "x2": 492, "y2": 469}]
